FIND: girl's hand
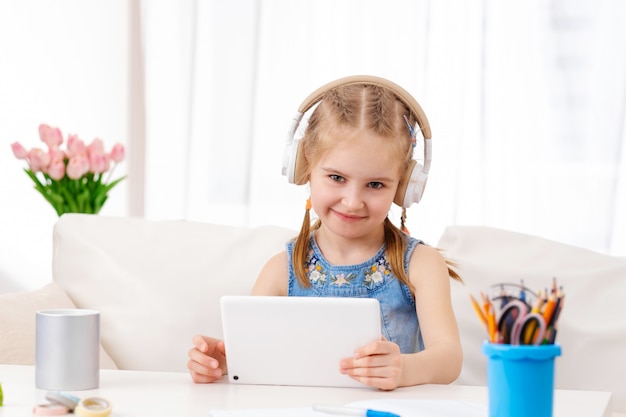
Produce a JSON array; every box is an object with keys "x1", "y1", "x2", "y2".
[
  {"x1": 187, "y1": 335, "x2": 227, "y2": 383},
  {"x1": 339, "y1": 339, "x2": 403, "y2": 390}
]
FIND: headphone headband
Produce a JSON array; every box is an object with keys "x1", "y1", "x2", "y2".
[{"x1": 297, "y1": 75, "x2": 431, "y2": 140}]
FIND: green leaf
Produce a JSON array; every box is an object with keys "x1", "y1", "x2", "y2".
[
  {"x1": 101, "y1": 176, "x2": 127, "y2": 194},
  {"x1": 60, "y1": 187, "x2": 79, "y2": 213},
  {"x1": 21, "y1": 167, "x2": 126, "y2": 216},
  {"x1": 93, "y1": 194, "x2": 108, "y2": 214},
  {"x1": 24, "y1": 169, "x2": 47, "y2": 194},
  {"x1": 76, "y1": 189, "x2": 91, "y2": 213}
]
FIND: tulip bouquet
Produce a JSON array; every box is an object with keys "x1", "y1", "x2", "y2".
[{"x1": 11, "y1": 124, "x2": 126, "y2": 216}]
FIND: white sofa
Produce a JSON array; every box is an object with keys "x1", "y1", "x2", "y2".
[{"x1": 1, "y1": 214, "x2": 624, "y2": 415}]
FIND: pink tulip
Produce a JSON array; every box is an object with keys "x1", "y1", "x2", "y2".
[
  {"x1": 47, "y1": 158, "x2": 66, "y2": 180},
  {"x1": 87, "y1": 139, "x2": 108, "y2": 173},
  {"x1": 27, "y1": 148, "x2": 51, "y2": 172},
  {"x1": 11, "y1": 142, "x2": 29, "y2": 159},
  {"x1": 38, "y1": 124, "x2": 64, "y2": 148},
  {"x1": 66, "y1": 155, "x2": 90, "y2": 179},
  {"x1": 48, "y1": 147, "x2": 66, "y2": 162},
  {"x1": 109, "y1": 143, "x2": 125, "y2": 163},
  {"x1": 66, "y1": 134, "x2": 87, "y2": 158},
  {"x1": 89, "y1": 152, "x2": 109, "y2": 174},
  {"x1": 87, "y1": 138, "x2": 105, "y2": 156}
]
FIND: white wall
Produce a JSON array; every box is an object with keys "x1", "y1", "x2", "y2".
[{"x1": 0, "y1": 1, "x2": 129, "y2": 292}]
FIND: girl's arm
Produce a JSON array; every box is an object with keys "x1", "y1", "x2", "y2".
[
  {"x1": 340, "y1": 244, "x2": 462, "y2": 389},
  {"x1": 251, "y1": 250, "x2": 289, "y2": 296},
  {"x1": 398, "y1": 244, "x2": 463, "y2": 386}
]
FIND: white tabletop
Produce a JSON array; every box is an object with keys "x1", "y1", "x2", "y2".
[{"x1": 0, "y1": 365, "x2": 612, "y2": 417}]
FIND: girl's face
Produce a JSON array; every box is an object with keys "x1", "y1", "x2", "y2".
[{"x1": 309, "y1": 131, "x2": 404, "y2": 241}]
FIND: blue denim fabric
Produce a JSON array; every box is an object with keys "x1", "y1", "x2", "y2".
[{"x1": 287, "y1": 235, "x2": 424, "y2": 354}]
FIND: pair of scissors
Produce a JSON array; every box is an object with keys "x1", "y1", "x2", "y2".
[{"x1": 496, "y1": 299, "x2": 546, "y2": 345}]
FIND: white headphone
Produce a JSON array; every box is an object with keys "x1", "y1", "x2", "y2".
[{"x1": 281, "y1": 75, "x2": 432, "y2": 208}]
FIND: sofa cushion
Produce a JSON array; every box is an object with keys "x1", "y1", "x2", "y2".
[
  {"x1": 52, "y1": 214, "x2": 297, "y2": 373},
  {"x1": 438, "y1": 225, "x2": 626, "y2": 414},
  {"x1": 0, "y1": 282, "x2": 117, "y2": 369}
]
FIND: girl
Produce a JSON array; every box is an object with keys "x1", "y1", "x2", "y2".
[{"x1": 187, "y1": 76, "x2": 463, "y2": 390}]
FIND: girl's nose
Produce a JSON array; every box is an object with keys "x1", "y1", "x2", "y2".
[{"x1": 342, "y1": 187, "x2": 365, "y2": 210}]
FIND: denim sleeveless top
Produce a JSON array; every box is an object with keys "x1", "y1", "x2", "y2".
[{"x1": 287, "y1": 235, "x2": 425, "y2": 354}]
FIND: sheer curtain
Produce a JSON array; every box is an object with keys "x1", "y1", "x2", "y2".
[
  {"x1": 2, "y1": 0, "x2": 625, "y2": 292},
  {"x1": 140, "y1": 0, "x2": 626, "y2": 254}
]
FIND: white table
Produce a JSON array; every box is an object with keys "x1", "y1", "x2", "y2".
[{"x1": 0, "y1": 365, "x2": 612, "y2": 417}]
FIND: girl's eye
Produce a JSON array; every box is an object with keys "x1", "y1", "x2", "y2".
[
  {"x1": 368, "y1": 182, "x2": 384, "y2": 189},
  {"x1": 329, "y1": 174, "x2": 345, "y2": 183}
]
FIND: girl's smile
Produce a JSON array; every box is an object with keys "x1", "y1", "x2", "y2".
[{"x1": 330, "y1": 207, "x2": 366, "y2": 222}]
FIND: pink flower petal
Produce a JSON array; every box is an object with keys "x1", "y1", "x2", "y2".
[
  {"x1": 67, "y1": 134, "x2": 87, "y2": 158},
  {"x1": 109, "y1": 143, "x2": 125, "y2": 163},
  {"x1": 47, "y1": 158, "x2": 66, "y2": 180},
  {"x1": 38, "y1": 124, "x2": 64, "y2": 148},
  {"x1": 27, "y1": 148, "x2": 51, "y2": 172},
  {"x1": 11, "y1": 142, "x2": 28, "y2": 159},
  {"x1": 66, "y1": 155, "x2": 90, "y2": 179}
]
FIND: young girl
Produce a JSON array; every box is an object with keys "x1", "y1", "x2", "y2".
[{"x1": 187, "y1": 75, "x2": 463, "y2": 390}]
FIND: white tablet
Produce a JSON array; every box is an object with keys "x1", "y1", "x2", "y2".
[{"x1": 220, "y1": 295, "x2": 382, "y2": 388}]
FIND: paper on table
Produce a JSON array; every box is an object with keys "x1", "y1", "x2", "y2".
[
  {"x1": 209, "y1": 407, "x2": 313, "y2": 417},
  {"x1": 350, "y1": 399, "x2": 486, "y2": 416},
  {"x1": 208, "y1": 398, "x2": 487, "y2": 417}
]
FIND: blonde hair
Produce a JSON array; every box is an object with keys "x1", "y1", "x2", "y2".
[{"x1": 292, "y1": 83, "x2": 461, "y2": 291}]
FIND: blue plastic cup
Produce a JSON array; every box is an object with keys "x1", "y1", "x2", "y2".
[{"x1": 482, "y1": 342, "x2": 561, "y2": 417}]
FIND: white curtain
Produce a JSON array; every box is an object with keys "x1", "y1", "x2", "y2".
[
  {"x1": 140, "y1": 0, "x2": 626, "y2": 252},
  {"x1": 1, "y1": 0, "x2": 625, "y2": 292}
]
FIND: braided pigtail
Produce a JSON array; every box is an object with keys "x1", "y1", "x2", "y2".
[
  {"x1": 400, "y1": 207, "x2": 409, "y2": 235},
  {"x1": 293, "y1": 198, "x2": 313, "y2": 287}
]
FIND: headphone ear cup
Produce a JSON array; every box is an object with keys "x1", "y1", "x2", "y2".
[
  {"x1": 282, "y1": 113, "x2": 306, "y2": 184},
  {"x1": 282, "y1": 134, "x2": 308, "y2": 185},
  {"x1": 282, "y1": 135, "x2": 299, "y2": 184},
  {"x1": 394, "y1": 160, "x2": 428, "y2": 207},
  {"x1": 292, "y1": 139, "x2": 308, "y2": 185}
]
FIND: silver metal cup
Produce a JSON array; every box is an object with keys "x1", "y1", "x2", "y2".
[{"x1": 35, "y1": 309, "x2": 100, "y2": 390}]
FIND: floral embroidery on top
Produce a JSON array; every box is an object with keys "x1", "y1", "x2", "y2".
[
  {"x1": 303, "y1": 241, "x2": 392, "y2": 289},
  {"x1": 364, "y1": 256, "x2": 391, "y2": 288},
  {"x1": 330, "y1": 272, "x2": 356, "y2": 287},
  {"x1": 305, "y1": 248, "x2": 327, "y2": 285}
]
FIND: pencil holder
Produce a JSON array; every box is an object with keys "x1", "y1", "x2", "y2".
[
  {"x1": 482, "y1": 342, "x2": 561, "y2": 417},
  {"x1": 35, "y1": 309, "x2": 100, "y2": 390}
]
